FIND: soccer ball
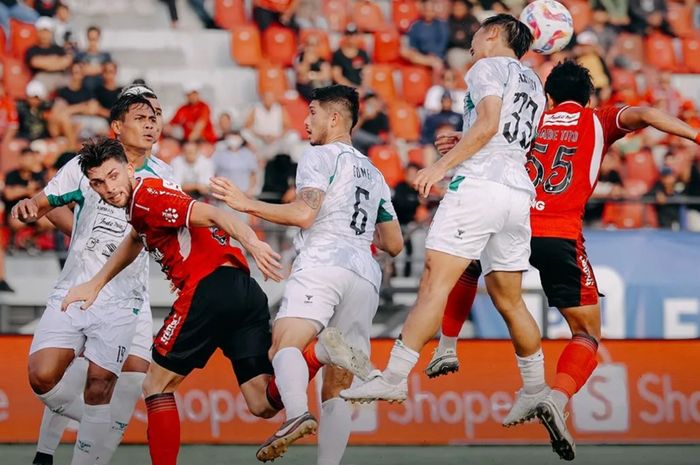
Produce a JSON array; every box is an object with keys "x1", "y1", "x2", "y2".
[{"x1": 519, "y1": 0, "x2": 574, "y2": 55}]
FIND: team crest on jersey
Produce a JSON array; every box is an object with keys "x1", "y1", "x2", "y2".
[
  {"x1": 162, "y1": 208, "x2": 179, "y2": 224},
  {"x1": 542, "y1": 111, "x2": 580, "y2": 127},
  {"x1": 210, "y1": 227, "x2": 228, "y2": 246}
]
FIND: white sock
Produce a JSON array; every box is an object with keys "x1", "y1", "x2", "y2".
[
  {"x1": 97, "y1": 371, "x2": 147, "y2": 464},
  {"x1": 383, "y1": 339, "x2": 419, "y2": 385},
  {"x1": 36, "y1": 358, "x2": 88, "y2": 420},
  {"x1": 515, "y1": 349, "x2": 546, "y2": 394},
  {"x1": 317, "y1": 398, "x2": 351, "y2": 465},
  {"x1": 438, "y1": 334, "x2": 458, "y2": 352},
  {"x1": 36, "y1": 406, "x2": 70, "y2": 455},
  {"x1": 551, "y1": 389, "x2": 570, "y2": 412},
  {"x1": 70, "y1": 404, "x2": 110, "y2": 465},
  {"x1": 272, "y1": 347, "x2": 310, "y2": 419}
]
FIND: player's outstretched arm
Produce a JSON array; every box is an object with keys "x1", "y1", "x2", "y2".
[
  {"x1": 188, "y1": 202, "x2": 284, "y2": 282},
  {"x1": 61, "y1": 229, "x2": 144, "y2": 311},
  {"x1": 374, "y1": 220, "x2": 404, "y2": 257},
  {"x1": 210, "y1": 177, "x2": 323, "y2": 229},
  {"x1": 10, "y1": 191, "x2": 54, "y2": 224},
  {"x1": 619, "y1": 106, "x2": 700, "y2": 142}
]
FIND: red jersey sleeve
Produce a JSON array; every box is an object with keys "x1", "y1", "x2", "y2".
[
  {"x1": 132, "y1": 179, "x2": 196, "y2": 229},
  {"x1": 595, "y1": 105, "x2": 631, "y2": 146}
]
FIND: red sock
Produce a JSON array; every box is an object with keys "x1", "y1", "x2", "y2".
[
  {"x1": 266, "y1": 341, "x2": 325, "y2": 410},
  {"x1": 441, "y1": 263, "x2": 480, "y2": 337},
  {"x1": 145, "y1": 393, "x2": 180, "y2": 465},
  {"x1": 553, "y1": 334, "x2": 599, "y2": 398}
]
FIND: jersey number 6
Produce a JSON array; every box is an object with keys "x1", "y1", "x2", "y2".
[{"x1": 350, "y1": 186, "x2": 370, "y2": 235}]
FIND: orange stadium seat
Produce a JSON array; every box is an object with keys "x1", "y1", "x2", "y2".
[
  {"x1": 645, "y1": 32, "x2": 678, "y2": 72},
  {"x1": 624, "y1": 150, "x2": 659, "y2": 189},
  {"x1": 262, "y1": 25, "x2": 297, "y2": 67},
  {"x1": 2, "y1": 56, "x2": 30, "y2": 99},
  {"x1": 389, "y1": 101, "x2": 421, "y2": 141},
  {"x1": 367, "y1": 64, "x2": 397, "y2": 103},
  {"x1": 299, "y1": 29, "x2": 332, "y2": 61},
  {"x1": 392, "y1": 0, "x2": 420, "y2": 33},
  {"x1": 257, "y1": 62, "x2": 289, "y2": 99},
  {"x1": 401, "y1": 65, "x2": 432, "y2": 106},
  {"x1": 215, "y1": 0, "x2": 247, "y2": 29},
  {"x1": 10, "y1": 19, "x2": 36, "y2": 60},
  {"x1": 369, "y1": 145, "x2": 405, "y2": 188},
  {"x1": 667, "y1": 3, "x2": 694, "y2": 38},
  {"x1": 682, "y1": 37, "x2": 700, "y2": 73},
  {"x1": 324, "y1": 0, "x2": 349, "y2": 32},
  {"x1": 567, "y1": 0, "x2": 592, "y2": 34},
  {"x1": 280, "y1": 93, "x2": 310, "y2": 140},
  {"x1": 602, "y1": 203, "x2": 658, "y2": 229},
  {"x1": 614, "y1": 33, "x2": 644, "y2": 69},
  {"x1": 0, "y1": 27, "x2": 6, "y2": 56},
  {"x1": 352, "y1": 0, "x2": 386, "y2": 32},
  {"x1": 373, "y1": 27, "x2": 401, "y2": 63},
  {"x1": 231, "y1": 24, "x2": 262, "y2": 66},
  {"x1": 407, "y1": 145, "x2": 426, "y2": 166}
]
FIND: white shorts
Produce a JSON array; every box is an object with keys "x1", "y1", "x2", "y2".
[
  {"x1": 426, "y1": 178, "x2": 532, "y2": 275},
  {"x1": 276, "y1": 266, "x2": 378, "y2": 354},
  {"x1": 30, "y1": 294, "x2": 142, "y2": 375},
  {"x1": 129, "y1": 297, "x2": 153, "y2": 362}
]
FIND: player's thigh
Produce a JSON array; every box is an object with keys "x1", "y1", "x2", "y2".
[
  {"x1": 329, "y1": 271, "x2": 379, "y2": 356},
  {"x1": 82, "y1": 305, "x2": 139, "y2": 376},
  {"x1": 418, "y1": 248, "x2": 473, "y2": 299},
  {"x1": 481, "y1": 187, "x2": 531, "y2": 276}
]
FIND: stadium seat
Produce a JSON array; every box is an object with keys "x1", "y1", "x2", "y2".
[
  {"x1": 0, "y1": 138, "x2": 24, "y2": 174},
  {"x1": 624, "y1": 150, "x2": 659, "y2": 189},
  {"x1": 567, "y1": 0, "x2": 592, "y2": 34},
  {"x1": 667, "y1": 3, "x2": 694, "y2": 38},
  {"x1": 10, "y1": 19, "x2": 36, "y2": 60},
  {"x1": 0, "y1": 27, "x2": 6, "y2": 56},
  {"x1": 644, "y1": 32, "x2": 678, "y2": 72},
  {"x1": 231, "y1": 24, "x2": 262, "y2": 66},
  {"x1": 682, "y1": 37, "x2": 700, "y2": 73},
  {"x1": 215, "y1": 0, "x2": 247, "y2": 30},
  {"x1": 602, "y1": 203, "x2": 658, "y2": 229},
  {"x1": 262, "y1": 25, "x2": 297, "y2": 67},
  {"x1": 367, "y1": 64, "x2": 397, "y2": 103},
  {"x1": 392, "y1": 0, "x2": 420, "y2": 33},
  {"x1": 368, "y1": 145, "x2": 405, "y2": 188},
  {"x1": 614, "y1": 33, "x2": 644, "y2": 70},
  {"x1": 323, "y1": 0, "x2": 349, "y2": 32},
  {"x1": 2, "y1": 56, "x2": 30, "y2": 99},
  {"x1": 299, "y1": 29, "x2": 332, "y2": 61},
  {"x1": 257, "y1": 61, "x2": 289, "y2": 99},
  {"x1": 352, "y1": 0, "x2": 386, "y2": 32},
  {"x1": 389, "y1": 100, "x2": 421, "y2": 141},
  {"x1": 400, "y1": 65, "x2": 432, "y2": 106},
  {"x1": 407, "y1": 145, "x2": 425, "y2": 166},
  {"x1": 373, "y1": 27, "x2": 401, "y2": 63},
  {"x1": 280, "y1": 93, "x2": 309, "y2": 140}
]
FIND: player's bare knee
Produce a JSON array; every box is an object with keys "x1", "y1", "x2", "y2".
[
  {"x1": 570, "y1": 320, "x2": 601, "y2": 342},
  {"x1": 28, "y1": 367, "x2": 60, "y2": 395}
]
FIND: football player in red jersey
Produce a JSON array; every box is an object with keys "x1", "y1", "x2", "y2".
[
  {"x1": 61, "y1": 137, "x2": 370, "y2": 465},
  {"x1": 428, "y1": 60, "x2": 700, "y2": 461}
]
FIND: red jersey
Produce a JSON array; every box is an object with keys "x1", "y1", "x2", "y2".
[
  {"x1": 169, "y1": 101, "x2": 218, "y2": 144},
  {"x1": 527, "y1": 102, "x2": 630, "y2": 239},
  {"x1": 128, "y1": 177, "x2": 249, "y2": 292}
]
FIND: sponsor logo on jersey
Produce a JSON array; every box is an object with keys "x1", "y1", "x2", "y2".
[
  {"x1": 162, "y1": 207, "x2": 179, "y2": 224},
  {"x1": 93, "y1": 213, "x2": 128, "y2": 236},
  {"x1": 210, "y1": 227, "x2": 228, "y2": 246},
  {"x1": 542, "y1": 111, "x2": 580, "y2": 127},
  {"x1": 455, "y1": 229, "x2": 465, "y2": 239},
  {"x1": 579, "y1": 254, "x2": 595, "y2": 286},
  {"x1": 304, "y1": 294, "x2": 314, "y2": 303},
  {"x1": 531, "y1": 199, "x2": 546, "y2": 211},
  {"x1": 101, "y1": 242, "x2": 118, "y2": 258},
  {"x1": 161, "y1": 314, "x2": 181, "y2": 345}
]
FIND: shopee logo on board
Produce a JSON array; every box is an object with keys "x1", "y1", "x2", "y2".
[{"x1": 572, "y1": 362, "x2": 630, "y2": 433}]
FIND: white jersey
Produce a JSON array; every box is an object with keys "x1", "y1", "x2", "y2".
[
  {"x1": 44, "y1": 155, "x2": 174, "y2": 308},
  {"x1": 292, "y1": 142, "x2": 397, "y2": 291},
  {"x1": 459, "y1": 57, "x2": 545, "y2": 195}
]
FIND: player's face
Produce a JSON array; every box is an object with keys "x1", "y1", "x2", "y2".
[
  {"x1": 470, "y1": 27, "x2": 487, "y2": 60},
  {"x1": 87, "y1": 159, "x2": 135, "y2": 208},
  {"x1": 115, "y1": 103, "x2": 158, "y2": 151},
  {"x1": 305, "y1": 100, "x2": 330, "y2": 146},
  {"x1": 145, "y1": 96, "x2": 163, "y2": 140}
]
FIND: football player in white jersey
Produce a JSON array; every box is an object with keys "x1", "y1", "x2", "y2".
[
  {"x1": 210, "y1": 84, "x2": 404, "y2": 464},
  {"x1": 13, "y1": 90, "x2": 173, "y2": 465},
  {"x1": 341, "y1": 14, "x2": 549, "y2": 412}
]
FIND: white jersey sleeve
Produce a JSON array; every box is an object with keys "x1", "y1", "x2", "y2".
[
  {"x1": 44, "y1": 158, "x2": 86, "y2": 208},
  {"x1": 466, "y1": 58, "x2": 510, "y2": 106},
  {"x1": 295, "y1": 147, "x2": 335, "y2": 192},
  {"x1": 377, "y1": 182, "x2": 396, "y2": 224}
]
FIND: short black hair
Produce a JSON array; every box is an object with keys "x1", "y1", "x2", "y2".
[
  {"x1": 311, "y1": 85, "x2": 360, "y2": 130},
  {"x1": 109, "y1": 93, "x2": 156, "y2": 123},
  {"x1": 87, "y1": 25, "x2": 101, "y2": 36},
  {"x1": 481, "y1": 14, "x2": 533, "y2": 59},
  {"x1": 20, "y1": 147, "x2": 35, "y2": 156},
  {"x1": 78, "y1": 136, "x2": 127, "y2": 176},
  {"x1": 545, "y1": 60, "x2": 594, "y2": 106}
]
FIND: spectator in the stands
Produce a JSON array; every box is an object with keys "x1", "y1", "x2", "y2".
[
  {"x1": 159, "y1": 0, "x2": 220, "y2": 29},
  {"x1": 0, "y1": 82, "x2": 18, "y2": 159},
  {"x1": 644, "y1": 71, "x2": 683, "y2": 117},
  {"x1": 33, "y1": 0, "x2": 59, "y2": 17},
  {"x1": 94, "y1": 61, "x2": 122, "y2": 118},
  {"x1": 0, "y1": 0, "x2": 38, "y2": 42},
  {"x1": 585, "y1": 8, "x2": 618, "y2": 53},
  {"x1": 53, "y1": 62, "x2": 107, "y2": 144},
  {"x1": 446, "y1": 0, "x2": 479, "y2": 72},
  {"x1": 575, "y1": 31, "x2": 612, "y2": 102},
  {"x1": 424, "y1": 68, "x2": 466, "y2": 114},
  {"x1": 75, "y1": 26, "x2": 112, "y2": 91},
  {"x1": 172, "y1": 140, "x2": 215, "y2": 200},
  {"x1": 421, "y1": 91, "x2": 462, "y2": 146},
  {"x1": 17, "y1": 80, "x2": 56, "y2": 142},
  {"x1": 332, "y1": 24, "x2": 370, "y2": 88},
  {"x1": 25, "y1": 17, "x2": 73, "y2": 91},
  {"x1": 253, "y1": 0, "x2": 299, "y2": 32},
  {"x1": 392, "y1": 163, "x2": 421, "y2": 277},
  {"x1": 591, "y1": 0, "x2": 630, "y2": 26},
  {"x1": 401, "y1": 0, "x2": 449, "y2": 79},
  {"x1": 166, "y1": 82, "x2": 218, "y2": 144},
  {"x1": 628, "y1": 0, "x2": 673, "y2": 36},
  {"x1": 53, "y1": 2, "x2": 75, "y2": 50},
  {"x1": 216, "y1": 111, "x2": 236, "y2": 141},
  {"x1": 213, "y1": 133, "x2": 259, "y2": 201},
  {"x1": 585, "y1": 147, "x2": 626, "y2": 224},
  {"x1": 673, "y1": 145, "x2": 700, "y2": 231},
  {"x1": 295, "y1": 34, "x2": 332, "y2": 101},
  {"x1": 648, "y1": 165, "x2": 683, "y2": 229},
  {"x1": 242, "y1": 91, "x2": 295, "y2": 160},
  {"x1": 352, "y1": 92, "x2": 390, "y2": 155},
  {"x1": 295, "y1": 0, "x2": 327, "y2": 29}
]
